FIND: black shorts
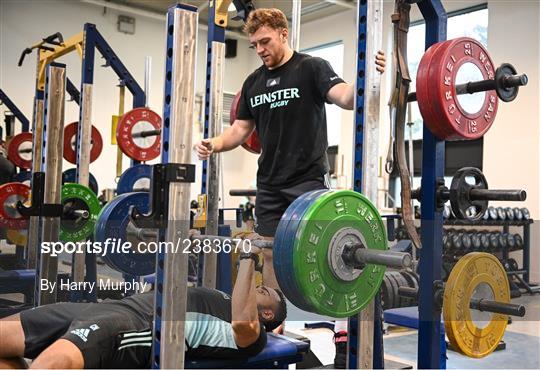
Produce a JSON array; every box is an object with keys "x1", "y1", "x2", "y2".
[
  {"x1": 20, "y1": 301, "x2": 151, "y2": 368},
  {"x1": 255, "y1": 176, "x2": 329, "y2": 237}
]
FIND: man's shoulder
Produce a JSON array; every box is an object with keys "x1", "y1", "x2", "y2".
[{"x1": 244, "y1": 66, "x2": 266, "y2": 85}]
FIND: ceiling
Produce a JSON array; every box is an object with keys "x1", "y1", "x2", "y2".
[{"x1": 105, "y1": 0, "x2": 356, "y2": 32}]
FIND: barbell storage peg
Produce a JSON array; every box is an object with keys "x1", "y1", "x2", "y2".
[{"x1": 131, "y1": 128, "x2": 162, "y2": 139}]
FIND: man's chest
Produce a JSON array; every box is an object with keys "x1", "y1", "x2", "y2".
[{"x1": 246, "y1": 72, "x2": 311, "y2": 113}]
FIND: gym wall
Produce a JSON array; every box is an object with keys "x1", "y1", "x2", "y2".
[{"x1": 0, "y1": 0, "x2": 260, "y2": 205}]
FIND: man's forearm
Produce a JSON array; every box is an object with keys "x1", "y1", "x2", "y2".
[
  {"x1": 211, "y1": 124, "x2": 253, "y2": 153},
  {"x1": 232, "y1": 259, "x2": 259, "y2": 322}
]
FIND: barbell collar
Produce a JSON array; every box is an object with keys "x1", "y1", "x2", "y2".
[
  {"x1": 470, "y1": 298, "x2": 526, "y2": 317},
  {"x1": 131, "y1": 128, "x2": 162, "y2": 139},
  {"x1": 503, "y1": 74, "x2": 528, "y2": 89},
  {"x1": 343, "y1": 245, "x2": 412, "y2": 269}
]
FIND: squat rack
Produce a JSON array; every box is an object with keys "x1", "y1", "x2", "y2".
[{"x1": 348, "y1": 1, "x2": 448, "y2": 369}]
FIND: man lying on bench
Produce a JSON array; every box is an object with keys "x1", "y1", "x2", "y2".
[{"x1": 0, "y1": 246, "x2": 286, "y2": 369}]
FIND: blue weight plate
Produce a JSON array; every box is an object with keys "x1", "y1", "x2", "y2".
[
  {"x1": 62, "y1": 168, "x2": 99, "y2": 195},
  {"x1": 273, "y1": 191, "x2": 313, "y2": 310},
  {"x1": 281, "y1": 189, "x2": 331, "y2": 312},
  {"x1": 274, "y1": 189, "x2": 330, "y2": 312},
  {"x1": 94, "y1": 192, "x2": 154, "y2": 275},
  {"x1": 12, "y1": 171, "x2": 31, "y2": 185},
  {"x1": 117, "y1": 164, "x2": 152, "y2": 194}
]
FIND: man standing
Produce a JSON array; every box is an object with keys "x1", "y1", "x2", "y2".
[{"x1": 196, "y1": 8, "x2": 385, "y2": 289}]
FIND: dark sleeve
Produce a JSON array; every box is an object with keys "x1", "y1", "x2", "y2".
[
  {"x1": 310, "y1": 57, "x2": 345, "y2": 103},
  {"x1": 236, "y1": 78, "x2": 254, "y2": 120},
  {"x1": 236, "y1": 324, "x2": 267, "y2": 357}
]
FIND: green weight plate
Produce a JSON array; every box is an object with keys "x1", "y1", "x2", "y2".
[
  {"x1": 60, "y1": 183, "x2": 101, "y2": 242},
  {"x1": 291, "y1": 190, "x2": 387, "y2": 317}
]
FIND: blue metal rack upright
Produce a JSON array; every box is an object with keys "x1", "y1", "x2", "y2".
[
  {"x1": 416, "y1": 1, "x2": 447, "y2": 369},
  {"x1": 348, "y1": 1, "x2": 449, "y2": 369},
  {"x1": 73, "y1": 23, "x2": 147, "y2": 302}
]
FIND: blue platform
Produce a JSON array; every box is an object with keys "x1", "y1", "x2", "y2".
[
  {"x1": 384, "y1": 306, "x2": 445, "y2": 330},
  {"x1": 186, "y1": 333, "x2": 309, "y2": 369}
]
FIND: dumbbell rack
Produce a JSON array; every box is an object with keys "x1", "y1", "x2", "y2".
[{"x1": 444, "y1": 218, "x2": 536, "y2": 293}]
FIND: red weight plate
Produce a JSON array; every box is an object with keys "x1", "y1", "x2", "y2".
[
  {"x1": 416, "y1": 40, "x2": 454, "y2": 139},
  {"x1": 427, "y1": 37, "x2": 498, "y2": 141},
  {"x1": 230, "y1": 91, "x2": 261, "y2": 154},
  {"x1": 63, "y1": 122, "x2": 104, "y2": 164},
  {"x1": 0, "y1": 182, "x2": 30, "y2": 230},
  {"x1": 7, "y1": 132, "x2": 33, "y2": 169},
  {"x1": 116, "y1": 107, "x2": 161, "y2": 161}
]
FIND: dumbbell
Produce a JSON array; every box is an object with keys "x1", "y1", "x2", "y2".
[
  {"x1": 488, "y1": 232, "x2": 500, "y2": 251},
  {"x1": 443, "y1": 203, "x2": 452, "y2": 219},
  {"x1": 470, "y1": 232, "x2": 482, "y2": 251},
  {"x1": 505, "y1": 207, "x2": 515, "y2": 220},
  {"x1": 502, "y1": 258, "x2": 519, "y2": 272},
  {"x1": 461, "y1": 232, "x2": 473, "y2": 254},
  {"x1": 488, "y1": 206, "x2": 498, "y2": 220},
  {"x1": 498, "y1": 232, "x2": 508, "y2": 250},
  {"x1": 450, "y1": 231, "x2": 462, "y2": 253},
  {"x1": 514, "y1": 234, "x2": 523, "y2": 249},
  {"x1": 496, "y1": 207, "x2": 507, "y2": 221},
  {"x1": 503, "y1": 233, "x2": 515, "y2": 250},
  {"x1": 513, "y1": 207, "x2": 523, "y2": 220},
  {"x1": 522, "y1": 208, "x2": 530, "y2": 220},
  {"x1": 479, "y1": 232, "x2": 491, "y2": 251},
  {"x1": 442, "y1": 233, "x2": 450, "y2": 252}
]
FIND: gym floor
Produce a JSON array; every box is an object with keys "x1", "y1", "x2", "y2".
[{"x1": 285, "y1": 294, "x2": 540, "y2": 369}]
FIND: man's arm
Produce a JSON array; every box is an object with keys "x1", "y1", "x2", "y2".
[
  {"x1": 231, "y1": 249, "x2": 261, "y2": 348},
  {"x1": 195, "y1": 119, "x2": 255, "y2": 160},
  {"x1": 327, "y1": 82, "x2": 355, "y2": 110},
  {"x1": 325, "y1": 50, "x2": 386, "y2": 111}
]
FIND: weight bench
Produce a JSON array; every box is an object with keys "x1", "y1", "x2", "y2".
[{"x1": 185, "y1": 333, "x2": 309, "y2": 369}]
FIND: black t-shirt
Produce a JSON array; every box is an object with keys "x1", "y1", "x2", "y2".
[
  {"x1": 120, "y1": 287, "x2": 267, "y2": 358},
  {"x1": 237, "y1": 51, "x2": 344, "y2": 189}
]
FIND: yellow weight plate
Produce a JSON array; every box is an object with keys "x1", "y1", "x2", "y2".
[
  {"x1": 7, "y1": 229, "x2": 27, "y2": 246},
  {"x1": 443, "y1": 252, "x2": 510, "y2": 358}
]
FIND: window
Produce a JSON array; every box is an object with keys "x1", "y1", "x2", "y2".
[
  {"x1": 389, "y1": 5, "x2": 488, "y2": 208},
  {"x1": 303, "y1": 41, "x2": 344, "y2": 146}
]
